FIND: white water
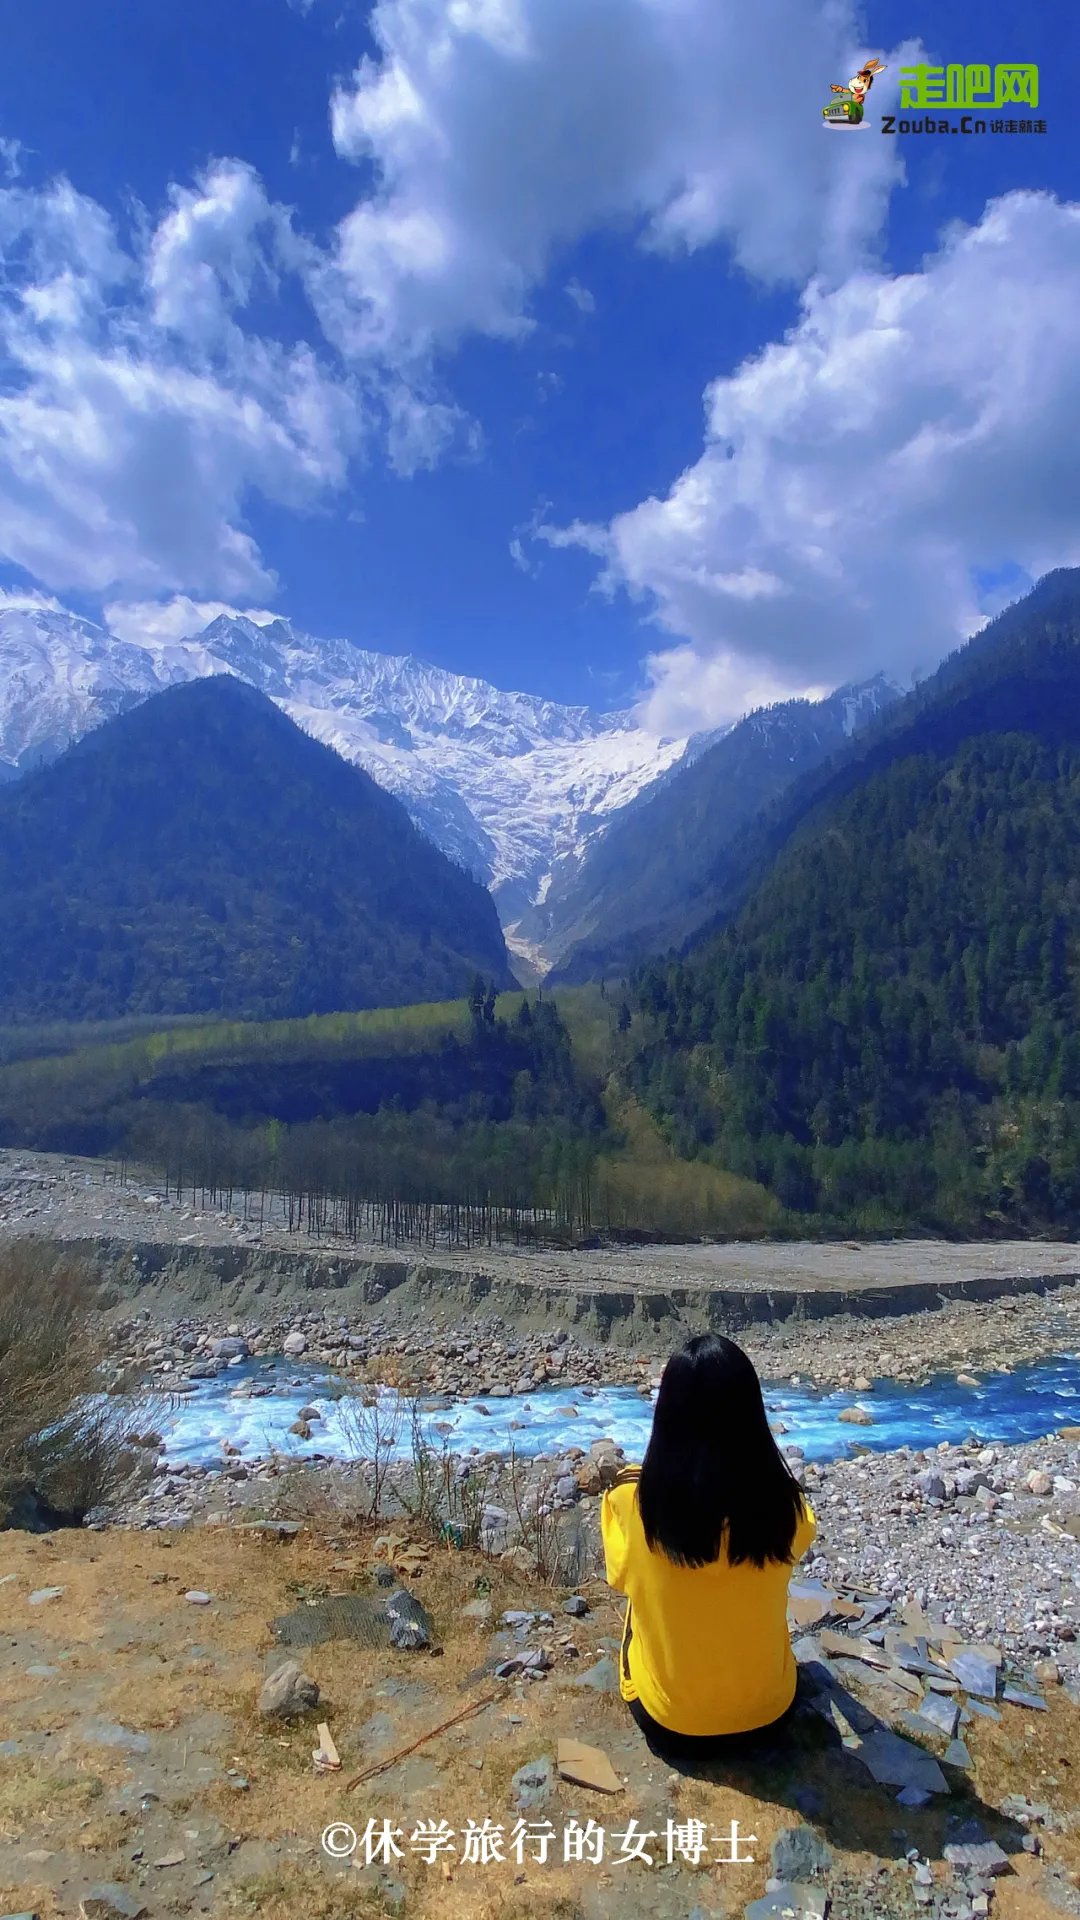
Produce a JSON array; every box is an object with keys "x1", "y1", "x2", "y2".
[{"x1": 158, "y1": 1354, "x2": 1080, "y2": 1467}]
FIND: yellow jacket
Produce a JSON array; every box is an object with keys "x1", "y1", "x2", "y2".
[{"x1": 600, "y1": 1467, "x2": 816, "y2": 1737}]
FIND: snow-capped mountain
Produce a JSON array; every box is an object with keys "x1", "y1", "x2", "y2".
[
  {"x1": 530, "y1": 671, "x2": 907, "y2": 981},
  {"x1": 0, "y1": 604, "x2": 165, "y2": 779},
  {"x1": 0, "y1": 604, "x2": 690, "y2": 955}
]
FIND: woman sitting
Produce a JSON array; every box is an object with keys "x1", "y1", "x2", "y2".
[{"x1": 601, "y1": 1331, "x2": 815, "y2": 1758}]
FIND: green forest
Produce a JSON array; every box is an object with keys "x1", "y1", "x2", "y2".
[
  {"x1": 630, "y1": 732, "x2": 1080, "y2": 1232},
  {"x1": 0, "y1": 675, "x2": 512, "y2": 1023},
  {"x1": 0, "y1": 985, "x2": 774, "y2": 1247}
]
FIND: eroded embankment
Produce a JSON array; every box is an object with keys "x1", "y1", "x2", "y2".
[{"x1": 77, "y1": 1233, "x2": 1080, "y2": 1346}]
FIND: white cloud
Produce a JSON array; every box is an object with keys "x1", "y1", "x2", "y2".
[
  {"x1": 564, "y1": 278, "x2": 595, "y2": 315},
  {"x1": 0, "y1": 585, "x2": 65, "y2": 613},
  {"x1": 104, "y1": 595, "x2": 279, "y2": 649},
  {"x1": 0, "y1": 168, "x2": 363, "y2": 601},
  {"x1": 320, "y1": 0, "x2": 907, "y2": 358},
  {"x1": 146, "y1": 160, "x2": 299, "y2": 347},
  {"x1": 538, "y1": 192, "x2": 1080, "y2": 735},
  {"x1": 0, "y1": 137, "x2": 22, "y2": 183}
]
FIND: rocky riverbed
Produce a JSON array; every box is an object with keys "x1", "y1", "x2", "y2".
[
  {"x1": 5, "y1": 1148, "x2": 1080, "y2": 1382},
  {"x1": 103, "y1": 1325, "x2": 1080, "y2": 1690}
]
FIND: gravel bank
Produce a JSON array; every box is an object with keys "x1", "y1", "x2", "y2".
[{"x1": 5, "y1": 1148, "x2": 1080, "y2": 1387}]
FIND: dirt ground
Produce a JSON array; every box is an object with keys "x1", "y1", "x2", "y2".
[{"x1": 2, "y1": 1523, "x2": 1079, "y2": 1920}]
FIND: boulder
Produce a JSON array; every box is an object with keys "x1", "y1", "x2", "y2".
[{"x1": 258, "y1": 1659, "x2": 320, "y2": 1719}]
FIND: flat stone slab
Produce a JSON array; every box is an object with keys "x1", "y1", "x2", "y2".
[
  {"x1": 1002, "y1": 1686, "x2": 1048, "y2": 1711},
  {"x1": 850, "y1": 1727, "x2": 949, "y2": 1797},
  {"x1": 943, "y1": 1840, "x2": 1010, "y2": 1876},
  {"x1": 949, "y1": 1650, "x2": 999, "y2": 1698}
]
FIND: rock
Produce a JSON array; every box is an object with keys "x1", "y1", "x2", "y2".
[
  {"x1": 4, "y1": 1486, "x2": 78, "y2": 1532},
  {"x1": 914, "y1": 1690, "x2": 959, "y2": 1739},
  {"x1": 565, "y1": 1654, "x2": 618, "y2": 1693},
  {"x1": 1002, "y1": 1685, "x2": 1048, "y2": 1711},
  {"x1": 916, "y1": 1472, "x2": 947, "y2": 1500},
  {"x1": 258, "y1": 1660, "x2": 320, "y2": 1719},
  {"x1": 386, "y1": 1588, "x2": 434, "y2": 1651},
  {"x1": 948, "y1": 1649, "x2": 999, "y2": 1698},
  {"x1": 744, "y1": 1888, "x2": 828, "y2": 1920},
  {"x1": 1026, "y1": 1470, "x2": 1053, "y2": 1496},
  {"x1": 283, "y1": 1330, "x2": 308, "y2": 1355},
  {"x1": 852, "y1": 1727, "x2": 949, "y2": 1796},
  {"x1": 211, "y1": 1336, "x2": 249, "y2": 1359},
  {"x1": 562, "y1": 1596, "x2": 589, "y2": 1617},
  {"x1": 184, "y1": 1590, "x2": 212, "y2": 1605},
  {"x1": 1034, "y1": 1659, "x2": 1061, "y2": 1687},
  {"x1": 289, "y1": 1420, "x2": 312, "y2": 1440},
  {"x1": 956, "y1": 1373, "x2": 980, "y2": 1388},
  {"x1": 999, "y1": 1794, "x2": 1053, "y2": 1825},
  {"x1": 943, "y1": 1840, "x2": 1010, "y2": 1876},
  {"x1": 838, "y1": 1406, "x2": 874, "y2": 1426},
  {"x1": 79, "y1": 1890, "x2": 148, "y2": 1920},
  {"x1": 770, "y1": 1827, "x2": 833, "y2": 1881},
  {"x1": 27, "y1": 1586, "x2": 65, "y2": 1606},
  {"x1": 944, "y1": 1738, "x2": 974, "y2": 1771},
  {"x1": 511, "y1": 1756, "x2": 554, "y2": 1812},
  {"x1": 460, "y1": 1598, "x2": 492, "y2": 1622}
]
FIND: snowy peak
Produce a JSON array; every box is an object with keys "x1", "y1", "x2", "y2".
[
  {"x1": 0, "y1": 602, "x2": 689, "y2": 919},
  {"x1": 0, "y1": 604, "x2": 162, "y2": 773},
  {"x1": 0, "y1": 598, "x2": 905, "y2": 976},
  {"x1": 195, "y1": 614, "x2": 631, "y2": 755}
]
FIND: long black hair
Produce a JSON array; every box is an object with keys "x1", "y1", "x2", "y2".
[{"x1": 637, "y1": 1333, "x2": 805, "y2": 1569}]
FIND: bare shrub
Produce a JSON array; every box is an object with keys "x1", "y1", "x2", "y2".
[
  {"x1": 398, "y1": 1402, "x2": 500, "y2": 1552},
  {"x1": 334, "y1": 1379, "x2": 407, "y2": 1523},
  {"x1": 505, "y1": 1446, "x2": 576, "y2": 1586},
  {"x1": 0, "y1": 1238, "x2": 146, "y2": 1525}
]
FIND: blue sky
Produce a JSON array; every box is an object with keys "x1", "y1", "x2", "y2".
[{"x1": 1, "y1": 0, "x2": 1078, "y2": 724}]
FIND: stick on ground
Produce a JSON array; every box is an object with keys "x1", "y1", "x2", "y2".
[{"x1": 345, "y1": 1690, "x2": 502, "y2": 1790}]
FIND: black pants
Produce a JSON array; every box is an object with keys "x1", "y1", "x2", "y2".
[{"x1": 628, "y1": 1693, "x2": 796, "y2": 1763}]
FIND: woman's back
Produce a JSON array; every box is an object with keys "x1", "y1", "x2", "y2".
[{"x1": 602, "y1": 1467, "x2": 816, "y2": 1738}]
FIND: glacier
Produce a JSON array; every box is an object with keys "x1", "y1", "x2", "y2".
[{"x1": 0, "y1": 603, "x2": 689, "y2": 960}]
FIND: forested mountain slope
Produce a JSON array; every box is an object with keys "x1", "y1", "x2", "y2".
[
  {"x1": 629, "y1": 571, "x2": 1080, "y2": 1231},
  {"x1": 0, "y1": 677, "x2": 514, "y2": 1023},
  {"x1": 542, "y1": 674, "x2": 901, "y2": 981}
]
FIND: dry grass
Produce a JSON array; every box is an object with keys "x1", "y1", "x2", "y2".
[
  {"x1": 1, "y1": 1521, "x2": 1080, "y2": 1919},
  {"x1": 0, "y1": 1237, "x2": 147, "y2": 1523},
  {"x1": 0, "y1": 1756, "x2": 107, "y2": 1840}
]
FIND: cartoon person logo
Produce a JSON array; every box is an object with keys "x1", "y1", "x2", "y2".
[{"x1": 822, "y1": 57, "x2": 886, "y2": 124}]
